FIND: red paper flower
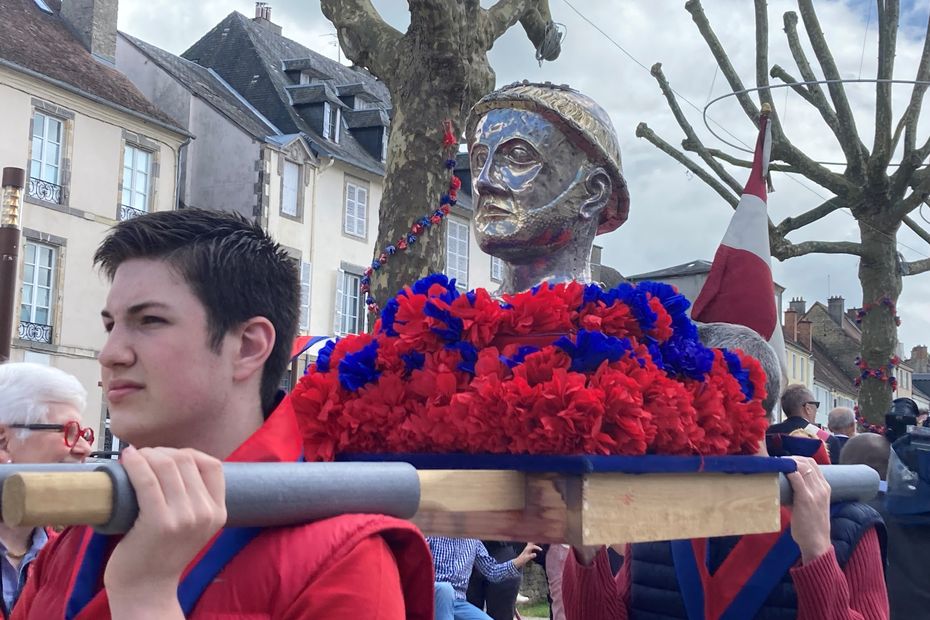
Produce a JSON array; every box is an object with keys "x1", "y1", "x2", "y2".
[{"x1": 291, "y1": 276, "x2": 770, "y2": 461}]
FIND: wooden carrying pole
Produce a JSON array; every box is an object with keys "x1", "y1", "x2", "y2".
[{"x1": 1, "y1": 463, "x2": 879, "y2": 545}]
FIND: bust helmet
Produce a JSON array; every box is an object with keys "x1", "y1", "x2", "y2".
[{"x1": 466, "y1": 80, "x2": 630, "y2": 234}]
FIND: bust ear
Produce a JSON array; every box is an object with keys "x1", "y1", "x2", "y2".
[{"x1": 579, "y1": 167, "x2": 612, "y2": 222}]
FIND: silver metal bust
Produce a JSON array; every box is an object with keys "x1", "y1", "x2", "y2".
[
  {"x1": 465, "y1": 82, "x2": 784, "y2": 408},
  {"x1": 465, "y1": 81, "x2": 630, "y2": 295}
]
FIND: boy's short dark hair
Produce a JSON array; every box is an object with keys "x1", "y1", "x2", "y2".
[{"x1": 94, "y1": 209, "x2": 299, "y2": 414}]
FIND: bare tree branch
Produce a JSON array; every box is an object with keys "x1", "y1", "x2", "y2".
[
  {"x1": 480, "y1": 0, "x2": 555, "y2": 55},
  {"x1": 754, "y1": 0, "x2": 777, "y2": 121},
  {"x1": 770, "y1": 64, "x2": 825, "y2": 110},
  {"x1": 699, "y1": 146, "x2": 795, "y2": 173},
  {"x1": 773, "y1": 239, "x2": 865, "y2": 260},
  {"x1": 904, "y1": 257, "x2": 930, "y2": 275},
  {"x1": 870, "y1": 0, "x2": 899, "y2": 176},
  {"x1": 636, "y1": 123, "x2": 740, "y2": 209},
  {"x1": 796, "y1": 0, "x2": 869, "y2": 177},
  {"x1": 685, "y1": 0, "x2": 758, "y2": 123},
  {"x1": 902, "y1": 11, "x2": 930, "y2": 154},
  {"x1": 649, "y1": 63, "x2": 742, "y2": 195},
  {"x1": 482, "y1": 0, "x2": 529, "y2": 43},
  {"x1": 890, "y1": 11, "x2": 930, "y2": 196},
  {"x1": 894, "y1": 169, "x2": 930, "y2": 218},
  {"x1": 775, "y1": 196, "x2": 848, "y2": 236},
  {"x1": 320, "y1": 0, "x2": 402, "y2": 79},
  {"x1": 782, "y1": 11, "x2": 838, "y2": 123},
  {"x1": 903, "y1": 213, "x2": 930, "y2": 246}
]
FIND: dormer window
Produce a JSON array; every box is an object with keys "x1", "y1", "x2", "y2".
[
  {"x1": 323, "y1": 102, "x2": 340, "y2": 143},
  {"x1": 299, "y1": 71, "x2": 312, "y2": 85}
]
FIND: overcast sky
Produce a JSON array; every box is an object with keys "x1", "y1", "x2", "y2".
[{"x1": 117, "y1": 0, "x2": 930, "y2": 356}]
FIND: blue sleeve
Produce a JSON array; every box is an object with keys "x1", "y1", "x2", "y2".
[{"x1": 473, "y1": 542, "x2": 522, "y2": 583}]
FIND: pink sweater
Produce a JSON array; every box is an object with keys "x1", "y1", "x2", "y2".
[{"x1": 562, "y1": 529, "x2": 888, "y2": 620}]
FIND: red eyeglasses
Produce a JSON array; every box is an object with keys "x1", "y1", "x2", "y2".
[{"x1": 9, "y1": 421, "x2": 95, "y2": 447}]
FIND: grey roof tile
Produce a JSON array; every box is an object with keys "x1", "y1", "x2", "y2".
[
  {"x1": 0, "y1": 0, "x2": 181, "y2": 130},
  {"x1": 182, "y1": 11, "x2": 390, "y2": 176},
  {"x1": 120, "y1": 32, "x2": 278, "y2": 139}
]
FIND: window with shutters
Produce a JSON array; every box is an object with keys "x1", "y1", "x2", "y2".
[
  {"x1": 281, "y1": 160, "x2": 301, "y2": 219},
  {"x1": 120, "y1": 145, "x2": 152, "y2": 220},
  {"x1": 323, "y1": 103, "x2": 340, "y2": 143},
  {"x1": 343, "y1": 178, "x2": 368, "y2": 239},
  {"x1": 28, "y1": 110, "x2": 68, "y2": 205},
  {"x1": 299, "y1": 261, "x2": 312, "y2": 332},
  {"x1": 334, "y1": 268, "x2": 367, "y2": 336},
  {"x1": 446, "y1": 218, "x2": 469, "y2": 291},
  {"x1": 19, "y1": 241, "x2": 56, "y2": 344}
]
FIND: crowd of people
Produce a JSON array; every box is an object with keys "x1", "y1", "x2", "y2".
[
  {"x1": 0, "y1": 79, "x2": 925, "y2": 618},
  {"x1": 1, "y1": 207, "x2": 922, "y2": 619}
]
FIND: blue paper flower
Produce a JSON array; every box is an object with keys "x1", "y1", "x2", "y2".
[
  {"x1": 315, "y1": 338, "x2": 339, "y2": 373},
  {"x1": 554, "y1": 330, "x2": 632, "y2": 373},
  {"x1": 658, "y1": 335, "x2": 714, "y2": 381},
  {"x1": 447, "y1": 341, "x2": 479, "y2": 374},
  {"x1": 722, "y1": 348, "x2": 754, "y2": 401},
  {"x1": 338, "y1": 340, "x2": 381, "y2": 391},
  {"x1": 401, "y1": 350, "x2": 425, "y2": 374},
  {"x1": 501, "y1": 346, "x2": 540, "y2": 369}
]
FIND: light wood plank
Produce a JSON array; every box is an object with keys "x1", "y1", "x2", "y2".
[{"x1": 581, "y1": 472, "x2": 781, "y2": 544}]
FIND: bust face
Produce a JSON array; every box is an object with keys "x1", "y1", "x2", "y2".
[{"x1": 470, "y1": 108, "x2": 595, "y2": 262}]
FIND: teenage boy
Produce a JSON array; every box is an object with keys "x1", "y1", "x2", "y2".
[{"x1": 13, "y1": 209, "x2": 433, "y2": 619}]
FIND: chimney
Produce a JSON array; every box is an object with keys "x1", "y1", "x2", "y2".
[
  {"x1": 911, "y1": 345, "x2": 928, "y2": 373},
  {"x1": 797, "y1": 320, "x2": 813, "y2": 351},
  {"x1": 783, "y1": 309, "x2": 798, "y2": 342},
  {"x1": 827, "y1": 295, "x2": 845, "y2": 326},
  {"x1": 252, "y1": 2, "x2": 282, "y2": 35},
  {"x1": 591, "y1": 245, "x2": 603, "y2": 266},
  {"x1": 60, "y1": 0, "x2": 118, "y2": 65},
  {"x1": 788, "y1": 297, "x2": 806, "y2": 315}
]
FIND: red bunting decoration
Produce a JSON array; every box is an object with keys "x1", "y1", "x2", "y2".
[
  {"x1": 361, "y1": 121, "x2": 462, "y2": 315},
  {"x1": 855, "y1": 296, "x2": 901, "y2": 327}
]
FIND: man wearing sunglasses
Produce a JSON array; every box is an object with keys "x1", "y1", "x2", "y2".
[
  {"x1": 767, "y1": 384, "x2": 843, "y2": 464},
  {"x1": 0, "y1": 362, "x2": 92, "y2": 617}
]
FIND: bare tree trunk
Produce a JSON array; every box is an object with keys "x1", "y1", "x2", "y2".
[
  {"x1": 321, "y1": 0, "x2": 558, "y2": 309},
  {"x1": 856, "y1": 217, "x2": 903, "y2": 425}
]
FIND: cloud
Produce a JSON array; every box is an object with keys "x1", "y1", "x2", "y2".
[{"x1": 117, "y1": 0, "x2": 930, "y2": 352}]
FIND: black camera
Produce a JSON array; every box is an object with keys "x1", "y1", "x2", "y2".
[{"x1": 885, "y1": 397, "x2": 920, "y2": 444}]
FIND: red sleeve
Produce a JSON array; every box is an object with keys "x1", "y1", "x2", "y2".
[
  {"x1": 792, "y1": 527, "x2": 889, "y2": 620},
  {"x1": 282, "y1": 534, "x2": 407, "y2": 620},
  {"x1": 562, "y1": 546, "x2": 630, "y2": 620}
]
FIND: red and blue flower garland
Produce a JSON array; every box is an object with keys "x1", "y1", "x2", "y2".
[{"x1": 292, "y1": 275, "x2": 769, "y2": 461}]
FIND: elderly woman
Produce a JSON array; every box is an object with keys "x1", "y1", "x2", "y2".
[{"x1": 0, "y1": 363, "x2": 92, "y2": 617}]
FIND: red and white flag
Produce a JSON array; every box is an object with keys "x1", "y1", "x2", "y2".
[{"x1": 692, "y1": 109, "x2": 788, "y2": 376}]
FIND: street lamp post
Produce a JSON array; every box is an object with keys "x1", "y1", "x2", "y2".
[{"x1": 1, "y1": 167, "x2": 25, "y2": 363}]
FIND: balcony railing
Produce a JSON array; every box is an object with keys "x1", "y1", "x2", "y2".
[
  {"x1": 18, "y1": 321, "x2": 53, "y2": 344},
  {"x1": 119, "y1": 205, "x2": 147, "y2": 221},
  {"x1": 28, "y1": 177, "x2": 63, "y2": 204}
]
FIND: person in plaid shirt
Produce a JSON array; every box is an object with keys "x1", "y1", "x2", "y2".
[{"x1": 428, "y1": 537, "x2": 540, "y2": 619}]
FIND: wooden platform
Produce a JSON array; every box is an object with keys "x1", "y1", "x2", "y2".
[{"x1": 415, "y1": 469, "x2": 782, "y2": 546}]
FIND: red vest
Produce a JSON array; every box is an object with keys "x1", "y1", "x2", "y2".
[{"x1": 13, "y1": 397, "x2": 434, "y2": 619}]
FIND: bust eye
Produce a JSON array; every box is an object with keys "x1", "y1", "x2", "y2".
[{"x1": 505, "y1": 143, "x2": 536, "y2": 165}]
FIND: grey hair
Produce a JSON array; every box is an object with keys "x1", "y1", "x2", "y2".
[
  {"x1": 697, "y1": 322, "x2": 783, "y2": 421},
  {"x1": 839, "y1": 433, "x2": 891, "y2": 480},
  {"x1": 828, "y1": 407, "x2": 856, "y2": 432},
  {"x1": 780, "y1": 384, "x2": 811, "y2": 419},
  {"x1": 0, "y1": 363, "x2": 87, "y2": 438}
]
